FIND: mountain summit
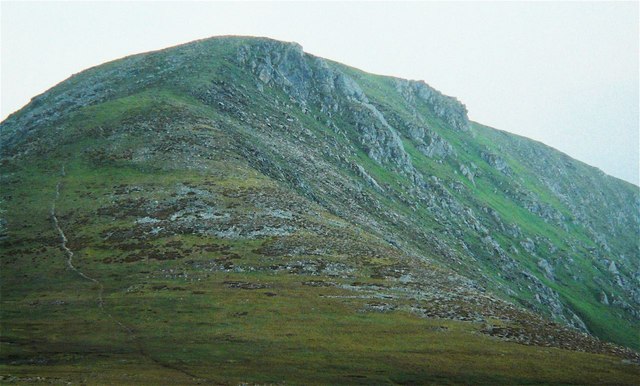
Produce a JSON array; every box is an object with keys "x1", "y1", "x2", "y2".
[{"x1": 1, "y1": 36, "x2": 638, "y2": 384}]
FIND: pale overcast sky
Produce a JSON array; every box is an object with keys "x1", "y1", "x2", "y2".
[{"x1": 1, "y1": 1, "x2": 638, "y2": 184}]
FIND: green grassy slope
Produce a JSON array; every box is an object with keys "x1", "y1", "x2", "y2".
[
  {"x1": 1, "y1": 36, "x2": 638, "y2": 383},
  {"x1": 2, "y1": 130, "x2": 638, "y2": 384},
  {"x1": 335, "y1": 62, "x2": 639, "y2": 349}
]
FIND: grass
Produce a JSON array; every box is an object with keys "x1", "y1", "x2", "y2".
[
  {"x1": 2, "y1": 151, "x2": 639, "y2": 384},
  {"x1": 337, "y1": 62, "x2": 639, "y2": 350},
  {"x1": 1, "y1": 36, "x2": 639, "y2": 383}
]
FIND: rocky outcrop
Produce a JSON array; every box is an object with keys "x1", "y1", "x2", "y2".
[
  {"x1": 460, "y1": 163, "x2": 476, "y2": 186},
  {"x1": 351, "y1": 103, "x2": 414, "y2": 173},
  {"x1": 608, "y1": 260, "x2": 620, "y2": 275},
  {"x1": 237, "y1": 39, "x2": 367, "y2": 112},
  {"x1": 353, "y1": 163, "x2": 384, "y2": 192},
  {"x1": 481, "y1": 150, "x2": 511, "y2": 174},
  {"x1": 406, "y1": 124, "x2": 455, "y2": 158},
  {"x1": 395, "y1": 79, "x2": 470, "y2": 132},
  {"x1": 538, "y1": 258, "x2": 555, "y2": 280},
  {"x1": 237, "y1": 40, "x2": 414, "y2": 174}
]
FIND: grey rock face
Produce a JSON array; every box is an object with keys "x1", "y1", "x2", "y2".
[
  {"x1": 237, "y1": 40, "x2": 367, "y2": 111},
  {"x1": 395, "y1": 79, "x2": 470, "y2": 132},
  {"x1": 407, "y1": 123, "x2": 455, "y2": 159},
  {"x1": 509, "y1": 188, "x2": 566, "y2": 227},
  {"x1": 354, "y1": 163, "x2": 384, "y2": 192},
  {"x1": 520, "y1": 238, "x2": 536, "y2": 254},
  {"x1": 527, "y1": 271, "x2": 588, "y2": 332},
  {"x1": 353, "y1": 103, "x2": 413, "y2": 173},
  {"x1": 238, "y1": 40, "x2": 415, "y2": 175},
  {"x1": 237, "y1": 41, "x2": 309, "y2": 100},
  {"x1": 537, "y1": 259, "x2": 555, "y2": 280},
  {"x1": 460, "y1": 164, "x2": 475, "y2": 185},
  {"x1": 481, "y1": 150, "x2": 511, "y2": 174},
  {"x1": 608, "y1": 261, "x2": 620, "y2": 275}
]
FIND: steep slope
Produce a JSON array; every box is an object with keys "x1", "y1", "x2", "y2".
[{"x1": 1, "y1": 36, "x2": 638, "y2": 384}]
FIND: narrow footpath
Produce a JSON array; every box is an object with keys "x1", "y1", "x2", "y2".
[{"x1": 50, "y1": 166, "x2": 209, "y2": 383}]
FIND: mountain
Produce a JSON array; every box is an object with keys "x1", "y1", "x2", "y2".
[{"x1": 1, "y1": 36, "x2": 638, "y2": 384}]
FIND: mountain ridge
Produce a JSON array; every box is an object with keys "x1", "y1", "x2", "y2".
[{"x1": 2, "y1": 34, "x2": 636, "y2": 188}]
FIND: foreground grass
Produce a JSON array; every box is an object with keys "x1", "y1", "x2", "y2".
[
  {"x1": 3, "y1": 269, "x2": 640, "y2": 385},
  {"x1": 1, "y1": 162, "x2": 639, "y2": 385}
]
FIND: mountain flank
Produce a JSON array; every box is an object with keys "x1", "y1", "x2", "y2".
[{"x1": 1, "y1": 36, "x2": 638, "y2": 384}]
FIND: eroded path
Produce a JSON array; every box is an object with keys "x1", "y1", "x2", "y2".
[{"x1": 50, "y1": 166, "x2": 209, "y2": 383}]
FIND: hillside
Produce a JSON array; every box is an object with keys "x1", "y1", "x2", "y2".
[{"x1": 1, "y1": 36, "x2": 638, "y2": 384}]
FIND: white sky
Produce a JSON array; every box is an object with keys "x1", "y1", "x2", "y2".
[{"x1": 2, "y1": 1, "x2": 638, "y2": 184}]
